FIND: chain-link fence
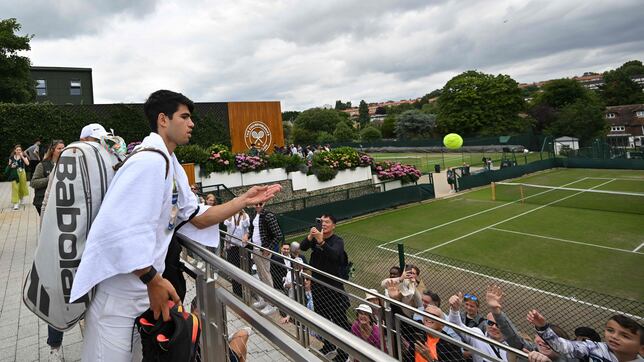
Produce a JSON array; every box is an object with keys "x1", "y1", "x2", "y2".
[
  {"x1": 185, "y1": 231, "x2": 538, "y2": 361},
  {"x1": 335, "y1": 231, "x2": 644, "y2": 337}
]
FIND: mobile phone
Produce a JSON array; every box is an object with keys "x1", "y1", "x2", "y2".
[{"x1": 315, "y1": 217, "x2": 322, "y2": 232}]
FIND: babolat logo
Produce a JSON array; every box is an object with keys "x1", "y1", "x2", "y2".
[{"x1": 55, "y1": 156, "x2": 89, "y2": 306}]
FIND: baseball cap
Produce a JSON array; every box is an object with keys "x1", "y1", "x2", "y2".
[
  {"x1": 355, "y1": 304, "x2": 373, "y2": 314},
  {"x1": 80, "y1": 123, "x2": 108, "y2": 139}
]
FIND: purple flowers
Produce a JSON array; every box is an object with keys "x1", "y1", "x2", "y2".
[
  {"x1": 373, "y1": 161, "x2": 422, "y2": 183},
  {"x1": 235, "y1": 153, "x2": 267, "y2": 173}
]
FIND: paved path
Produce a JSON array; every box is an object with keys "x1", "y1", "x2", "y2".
[{"x1": 0, "y1": 182, "x2": 84, "y2": 361}]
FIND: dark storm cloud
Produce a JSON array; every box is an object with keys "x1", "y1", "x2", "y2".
[
  {"x1": 20, "y1": 0, "x2": 644, "y2": 109},
  {"x1": 344, "y1": 0, "x2": 644, "y2": 81},
  {"x1": 0, "y1": 0, "x2": 159, "y2": 39}
]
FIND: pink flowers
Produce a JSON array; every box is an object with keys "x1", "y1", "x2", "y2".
[
  {"x1": 373, "y1": 161, "x2": 422, "y2": 183},
  {"x1": 235, "y1": 153, "x2": 267, "y2": 173}
]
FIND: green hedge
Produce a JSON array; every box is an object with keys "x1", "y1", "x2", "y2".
[{"x1": 0, "y1": 102, "x2": 230, "y2": 160}]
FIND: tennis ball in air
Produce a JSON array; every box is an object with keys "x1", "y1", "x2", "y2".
[{"x1": 443, "y1": 133, "x2": 463, "y2": 149}]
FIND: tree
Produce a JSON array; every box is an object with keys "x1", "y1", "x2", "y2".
[
  {"x1": 291, "y1": 108, "x2": 343, "y2": 144},
  {"x1": 548, "y1": 98, "x2": 608, "y2": 142},
  {"x1": 600, "y1": 60, "x2": 644, "y2": 106},
  {"x1": 381, "y1": 115, "x2": 396, "y2": 138},
  {"x1": 282, "y1": 111, "x2": 300, "y2": 124},
  {"x1": 529, "y1": 78, "x2": 606, "y2": 142},
  {"x1": 333, "y1": 121, "x2": 355, "y2": 142},
  {"x1": 374, "y1": 106, "x2": 387, "y2": 115},
  {"x1": 316, "y1": 131, "x2": 336, "y2": 144},
  {"x1": 0, "y1": 18, "x2": 34, "y2": 103},
  {"x1": 436, "y1": 71, "x2": 526, "y2": 136},
  {"x1": 358, "y1": 100, "x2": 370, "y2": 128},
  {"x1": 395, "y1": 110, "x2": 436, "y2": 140},
  {"x1": 535, "y1": 79, "x2": 588, "y2": 109},
  {"x1": 360, "y1": 126, "x2": 382, "y2": 141}
]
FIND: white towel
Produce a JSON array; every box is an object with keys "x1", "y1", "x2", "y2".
[
  {"x1": 70, "y1": 133, "x2": 203, "y2": 302},
  {"x1": 177, "y1": 205, "x2": 220, "y2": 248}
]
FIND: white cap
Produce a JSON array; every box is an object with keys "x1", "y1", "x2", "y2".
[
  {"x1": 355, "y1": 304, "x2": 373, "y2": 314},
  {"x1": 80, "y1": 123, "x2": 108, "y2": 139},
  {"x1": 365, "y1": 289, "x2": 379, "y2": 301}
]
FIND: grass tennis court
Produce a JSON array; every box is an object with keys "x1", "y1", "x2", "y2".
[
  {"x1": 370, "y1": 151, "x2": 545, "y2": 172},
  {"x1": 308, "y1": 168, "x2": 644, "y2": 300}
]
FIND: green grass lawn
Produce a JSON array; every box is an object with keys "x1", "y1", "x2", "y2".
[
  {"x1": 369, "y1": 151, "x2": 545, "y2": 172},
  {"x1": 293, "y1": 168, "x2": 644, "y2": 300}
]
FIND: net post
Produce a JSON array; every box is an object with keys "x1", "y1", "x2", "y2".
[
  {"x1": 397, "y1": 243, "x2": 405, "y2": 270},
  {"x1": 491, "y1": 182, "x2": 496, "y2": 201}
]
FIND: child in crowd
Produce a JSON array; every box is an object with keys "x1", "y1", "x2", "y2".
[{"x1": 527, "y1": 310, "x2": 643, "y2": 362}]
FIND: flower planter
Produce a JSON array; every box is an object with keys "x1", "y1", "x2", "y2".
[
  {"x1": 241, "y1": 168, "x2": 288, "y2": 185},
  {"x1": 290, "y1": 166, "x2": 372, "y2": 192},
  {"x1": 196, "y1": 164, "x2": 243, "y2": 188}
]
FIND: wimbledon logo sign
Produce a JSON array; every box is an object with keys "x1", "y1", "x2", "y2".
[{"x1": 244, "y1": 121, "x2": 272, "y2": 151}]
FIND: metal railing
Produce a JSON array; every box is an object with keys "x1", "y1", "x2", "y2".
[{"x1": 181, "y1": 229, "x2": 530, "y2": 362}]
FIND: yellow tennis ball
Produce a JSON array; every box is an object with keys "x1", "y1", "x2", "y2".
[{"x1": 443, "y1": 133, "x2": 463, "y2": 149}]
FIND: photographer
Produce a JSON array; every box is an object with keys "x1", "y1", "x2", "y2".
[{"x1": 300, "y1": 214, "x2": 350, "y2": 361}]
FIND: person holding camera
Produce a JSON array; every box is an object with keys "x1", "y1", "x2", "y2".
[{"x1": 300, "y1": 214, "x2": 350, "y2": 361}]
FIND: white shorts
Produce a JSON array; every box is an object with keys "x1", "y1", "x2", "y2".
[{"x1": 81, "y1": 289, "x2": 149, "y2": 361}]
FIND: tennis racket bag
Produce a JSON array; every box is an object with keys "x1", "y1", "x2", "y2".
[{"x1": 22, "y1": 141, "x2": 120, "y2": 331}]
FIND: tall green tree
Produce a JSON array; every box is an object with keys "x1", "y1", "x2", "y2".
[
  {"x1": 395, "y1": 110, "x2": 435, "y2": 140},
  {"x1": 358, "y1": 100, "x2": 370, "y2": 128},
  {"x1": 436, "y1": 71, "x2": 526, "y2": 136},
  {"x1": 291, "y1": 108, "x2": 343, "y2": 144},
  {"x1": 600, "y1": 60, "x2": 644, "y2": 106},
  {"x1": 0, "y1": 18, "x2": 34, "y2": 103}
]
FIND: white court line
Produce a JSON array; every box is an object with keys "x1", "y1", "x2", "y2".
[
  {"x1": 489, "y1": 227, "x2": 643, "y2": 255},
  {"x1": 586, "y1": 177, "x2": 644, "y2": 182},
  {"x1": 376, "y1": 244, "x2": 642, "y2": 320},
  {"x1": 634, "y1": 242, "x2": 644, "y2": 253},
  {"x1": 377, "y1": 177, "x2": 590, "y2": 248},
  {"x1": 413, "y1": 179, "x2": 616, "y2": 255}
]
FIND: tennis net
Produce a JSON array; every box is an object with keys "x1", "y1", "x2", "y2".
[{"x1": 492, "y1": 182, "x2": 644, "y2": 215}]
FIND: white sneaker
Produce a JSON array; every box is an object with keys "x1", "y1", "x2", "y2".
[
  {"x1": 12, "y1": 204, "x2": 19, "y2": 210},
  {"x1": 48, "y1": 347, "x2": 63, "y2": 362},
  {"x1": 252, "y1": 299, "x2": 266, "y2": 309},
  {"x1": 260, "y1": 305, "x2": 277, "y2": 315}
]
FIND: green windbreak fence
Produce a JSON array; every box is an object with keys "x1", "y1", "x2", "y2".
[
  {"x1": 331, "y1": 133, "x2": 546, "y2": 150},
  {"x1": 558, "y1": 157, "x2": 644, "y2": 170},
  {"x1": 457, "y1": 159, "x2": 558, "y2": 191},
  {"x1": 274, "y1": 184, "x2": 435, "y2": 235}
]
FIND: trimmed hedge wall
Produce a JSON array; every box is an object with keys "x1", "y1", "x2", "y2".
[{"x1": 0, "y1": 102, "x2": 230, "y2": 160}]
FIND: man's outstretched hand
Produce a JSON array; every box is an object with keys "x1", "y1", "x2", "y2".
[
  {"x1": 240, "y1": 184, "x2": 282, "y2": 206},
  {"x1": 147, "y1": 274, "x2": 181, "y2": 321}
]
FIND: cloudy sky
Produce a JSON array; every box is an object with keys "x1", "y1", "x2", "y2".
[{"x1": 4, "y1": 0, "x2": 644, "y2": 110}]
